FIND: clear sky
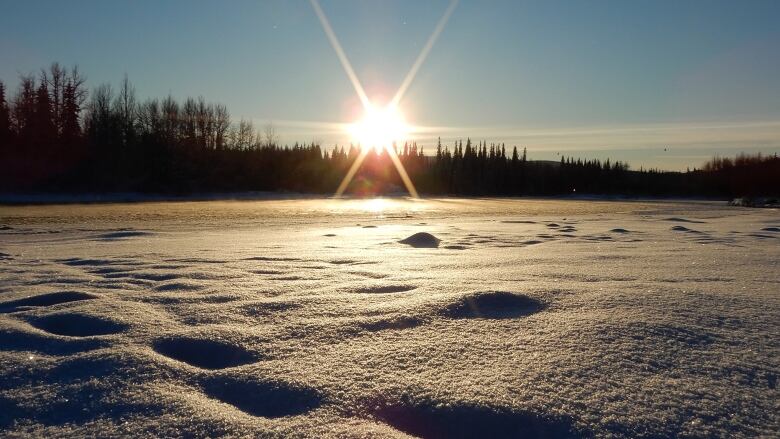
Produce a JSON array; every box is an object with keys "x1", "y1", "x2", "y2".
[{"x1": 2, "y1": 0, "x2": 779, "y2": 170}]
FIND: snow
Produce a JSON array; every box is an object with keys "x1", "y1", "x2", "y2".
[{"x1": 0, "y1": 198, "x2": 778, "y2": 437}]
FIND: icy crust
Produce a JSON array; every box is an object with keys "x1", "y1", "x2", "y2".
[{"x1": 0, "y1": 198, "x2": 778, "y2": 437}]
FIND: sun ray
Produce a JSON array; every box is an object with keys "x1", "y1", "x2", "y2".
[
  {"x1": 310, "y1": 0, "x2": 371, "y2": 110},
  {"x1": 390, "y1": 0, "x2": 459, "y2": 108},
  {"x1": 333, "y1": 144, "x2": 419, "y2": 198},
  {"x1": 386, "y1": 144, "x2": 420, "y2": 198},
  {"x1": 334, "y1": 146, "x2": 371, "y2": 198}
]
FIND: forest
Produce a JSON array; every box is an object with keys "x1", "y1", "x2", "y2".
[{"x1": 1, "y1": 63, "x2": 778, "y2": 198}]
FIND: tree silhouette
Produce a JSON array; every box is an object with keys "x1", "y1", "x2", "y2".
[
  {"x1": 0, "y1": 81, "x2": 11, "y2": 150},
  {"x1": 1, "y1": 62, "x2": 778, "y2": 198}
]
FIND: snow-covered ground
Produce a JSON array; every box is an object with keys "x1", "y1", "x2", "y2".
[{"x1": 0, "y1": 198, "x2": 777, "y2": 438}]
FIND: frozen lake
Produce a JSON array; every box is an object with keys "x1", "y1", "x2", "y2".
[{"x1": 1, "y1": 198, "x2": 778, "y2": 437}]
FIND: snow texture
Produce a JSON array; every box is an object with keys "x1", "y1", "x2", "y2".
[{"x1": 0, "y1": 198, "x2": 778, "y2": 438}]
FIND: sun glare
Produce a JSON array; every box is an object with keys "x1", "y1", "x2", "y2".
[
  {"x1": 348, "y1": 104, "x2": 410, "y2": 152},
  {"x1": 363, "y1": 197, "x2": 389, "y2": 213}
]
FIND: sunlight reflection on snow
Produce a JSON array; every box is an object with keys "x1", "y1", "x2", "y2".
[
  {"x1": 325, "y1": 197, "x2": 426, "y2": 216},
  {"x1": 363, "y1": 198, "x2": 389, "y2": 213}
]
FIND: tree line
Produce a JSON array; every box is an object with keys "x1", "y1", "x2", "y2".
[{"x1": 1, "y1": 63, "x2": 778, "y2": 198}]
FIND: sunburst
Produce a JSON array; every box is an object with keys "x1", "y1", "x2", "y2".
[
  {"x1": 310, "y1": 0, "x2": 458, "y2": 198},
  {"x1": 348, "y1": 104, "x2": 409, "y2": 153}
]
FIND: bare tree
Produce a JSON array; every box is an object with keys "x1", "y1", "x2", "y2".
[
  {"x1": 161, "y1": 95, "x2": 179, "y2": 145},
  {"x1": 113, "y1": 74, "x2": 137, "y2": 147},
  {"x1": 229, "y1": 118, "x2": 255, "y2": 150},
  {"x1": 67, "y1": 66, "x2": 88, "y2": 107},
  {"x1": 87, "y1": 84, "x2": 113, "y2": 123},
  {"x1": 137, "y1": 98, "x2": 161, "y2": 138},
  {"x1": 83, "y1": 83, "x2": 116, "y2": 151},
  {"x1": 213, "y1": 104, "x2": 230, "y2": 150},
  {"x1": 43, "y1": 63, "x2": 65, "y2": 135},
  {"x1": 181, "y1": 97, "x2": 198, "y2": 146},
  {"x1": 195, "y1": 97, "x2": 212, "y2": 149},
  {"x1": 263, "y1": 123, "x2": 279, "y2": 148}
]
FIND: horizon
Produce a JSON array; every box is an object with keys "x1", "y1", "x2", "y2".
[
  {"x1": 1, "y1": 2, "x2": 779, "y2": 435},
  {"x1": 2, "y1": 0, "x2": 779, "y2": 171}
]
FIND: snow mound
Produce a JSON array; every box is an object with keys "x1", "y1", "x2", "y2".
[
  {"x1": 373, "y1": 400, "x2": 584, "y2": 439},
  {"x1": 245, "y1": 256, "x2": 302, "y2": 262},
  {"x1": 0, "y1": 291, "x2": 96, "y2": 312},
  {"x1": 355, "y1": 284, "x2": 416, "y2": 294},
  {"x1": 399, "y1": 232, "x2": 441, "y2": 248},
  {"x1": 671, "y1": 225, "x2": 702, "y2": 233},
  {"x1": 664, "y1": 217, "x2": 706, "y2": 223},
  {"x1": 58, "y1": 257, "x2": 138, "y2": 267},
  {"x1": 0, "y1": 326, "x2": 107, "y2": 355},
  {"x1": 153, "y1": 337, "x2": 258, "y2": 369},
  {"x1": 329, "y1": 259, "x2": 364, "y2": 265},
  {"x1": 94, "y1": 230, "x2": 154, "y2": 240},
  {"x1": 443, "y1": 291, "x2": 544, "y2": 319},
  {"x1": 29, "y1": 313, "x2": 128, "y2": 337},
  {"x1": 201, "y1": 377, "x2": 321, "y2": 418},
  {"x1": 154, "y1": 281, "x2": 203, "y2": 292}
]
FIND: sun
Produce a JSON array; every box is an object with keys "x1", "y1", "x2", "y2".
[{"x1": 348, "y1": 104, "x2": 410, "y2": 152}]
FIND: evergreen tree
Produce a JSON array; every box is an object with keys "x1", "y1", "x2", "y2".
[
  {"x1": 60, "y1": 81, "x2": 83, "y2": 147},
  {"x1": 32, "y1": 79, "x2": 56, "y2": 150},
  {"x1": 12, "y1": 75, "x2": 37, "y2": 149}
]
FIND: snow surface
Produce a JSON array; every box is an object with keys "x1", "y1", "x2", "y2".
[{"x1": 0, "y1": 198, "x2": 778, "y2": 438}]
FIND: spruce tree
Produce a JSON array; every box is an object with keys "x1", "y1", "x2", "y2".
[
  {"x1": 33, "y1": 79, "x2": 56, "y2": 150},
  {"x1": 60, "y1": 82, "x2": 82, "y2": 148}
]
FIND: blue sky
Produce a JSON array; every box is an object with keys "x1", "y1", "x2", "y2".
[{"x1": 2, "y1": 0, "x2": 779, "y2": 170}]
